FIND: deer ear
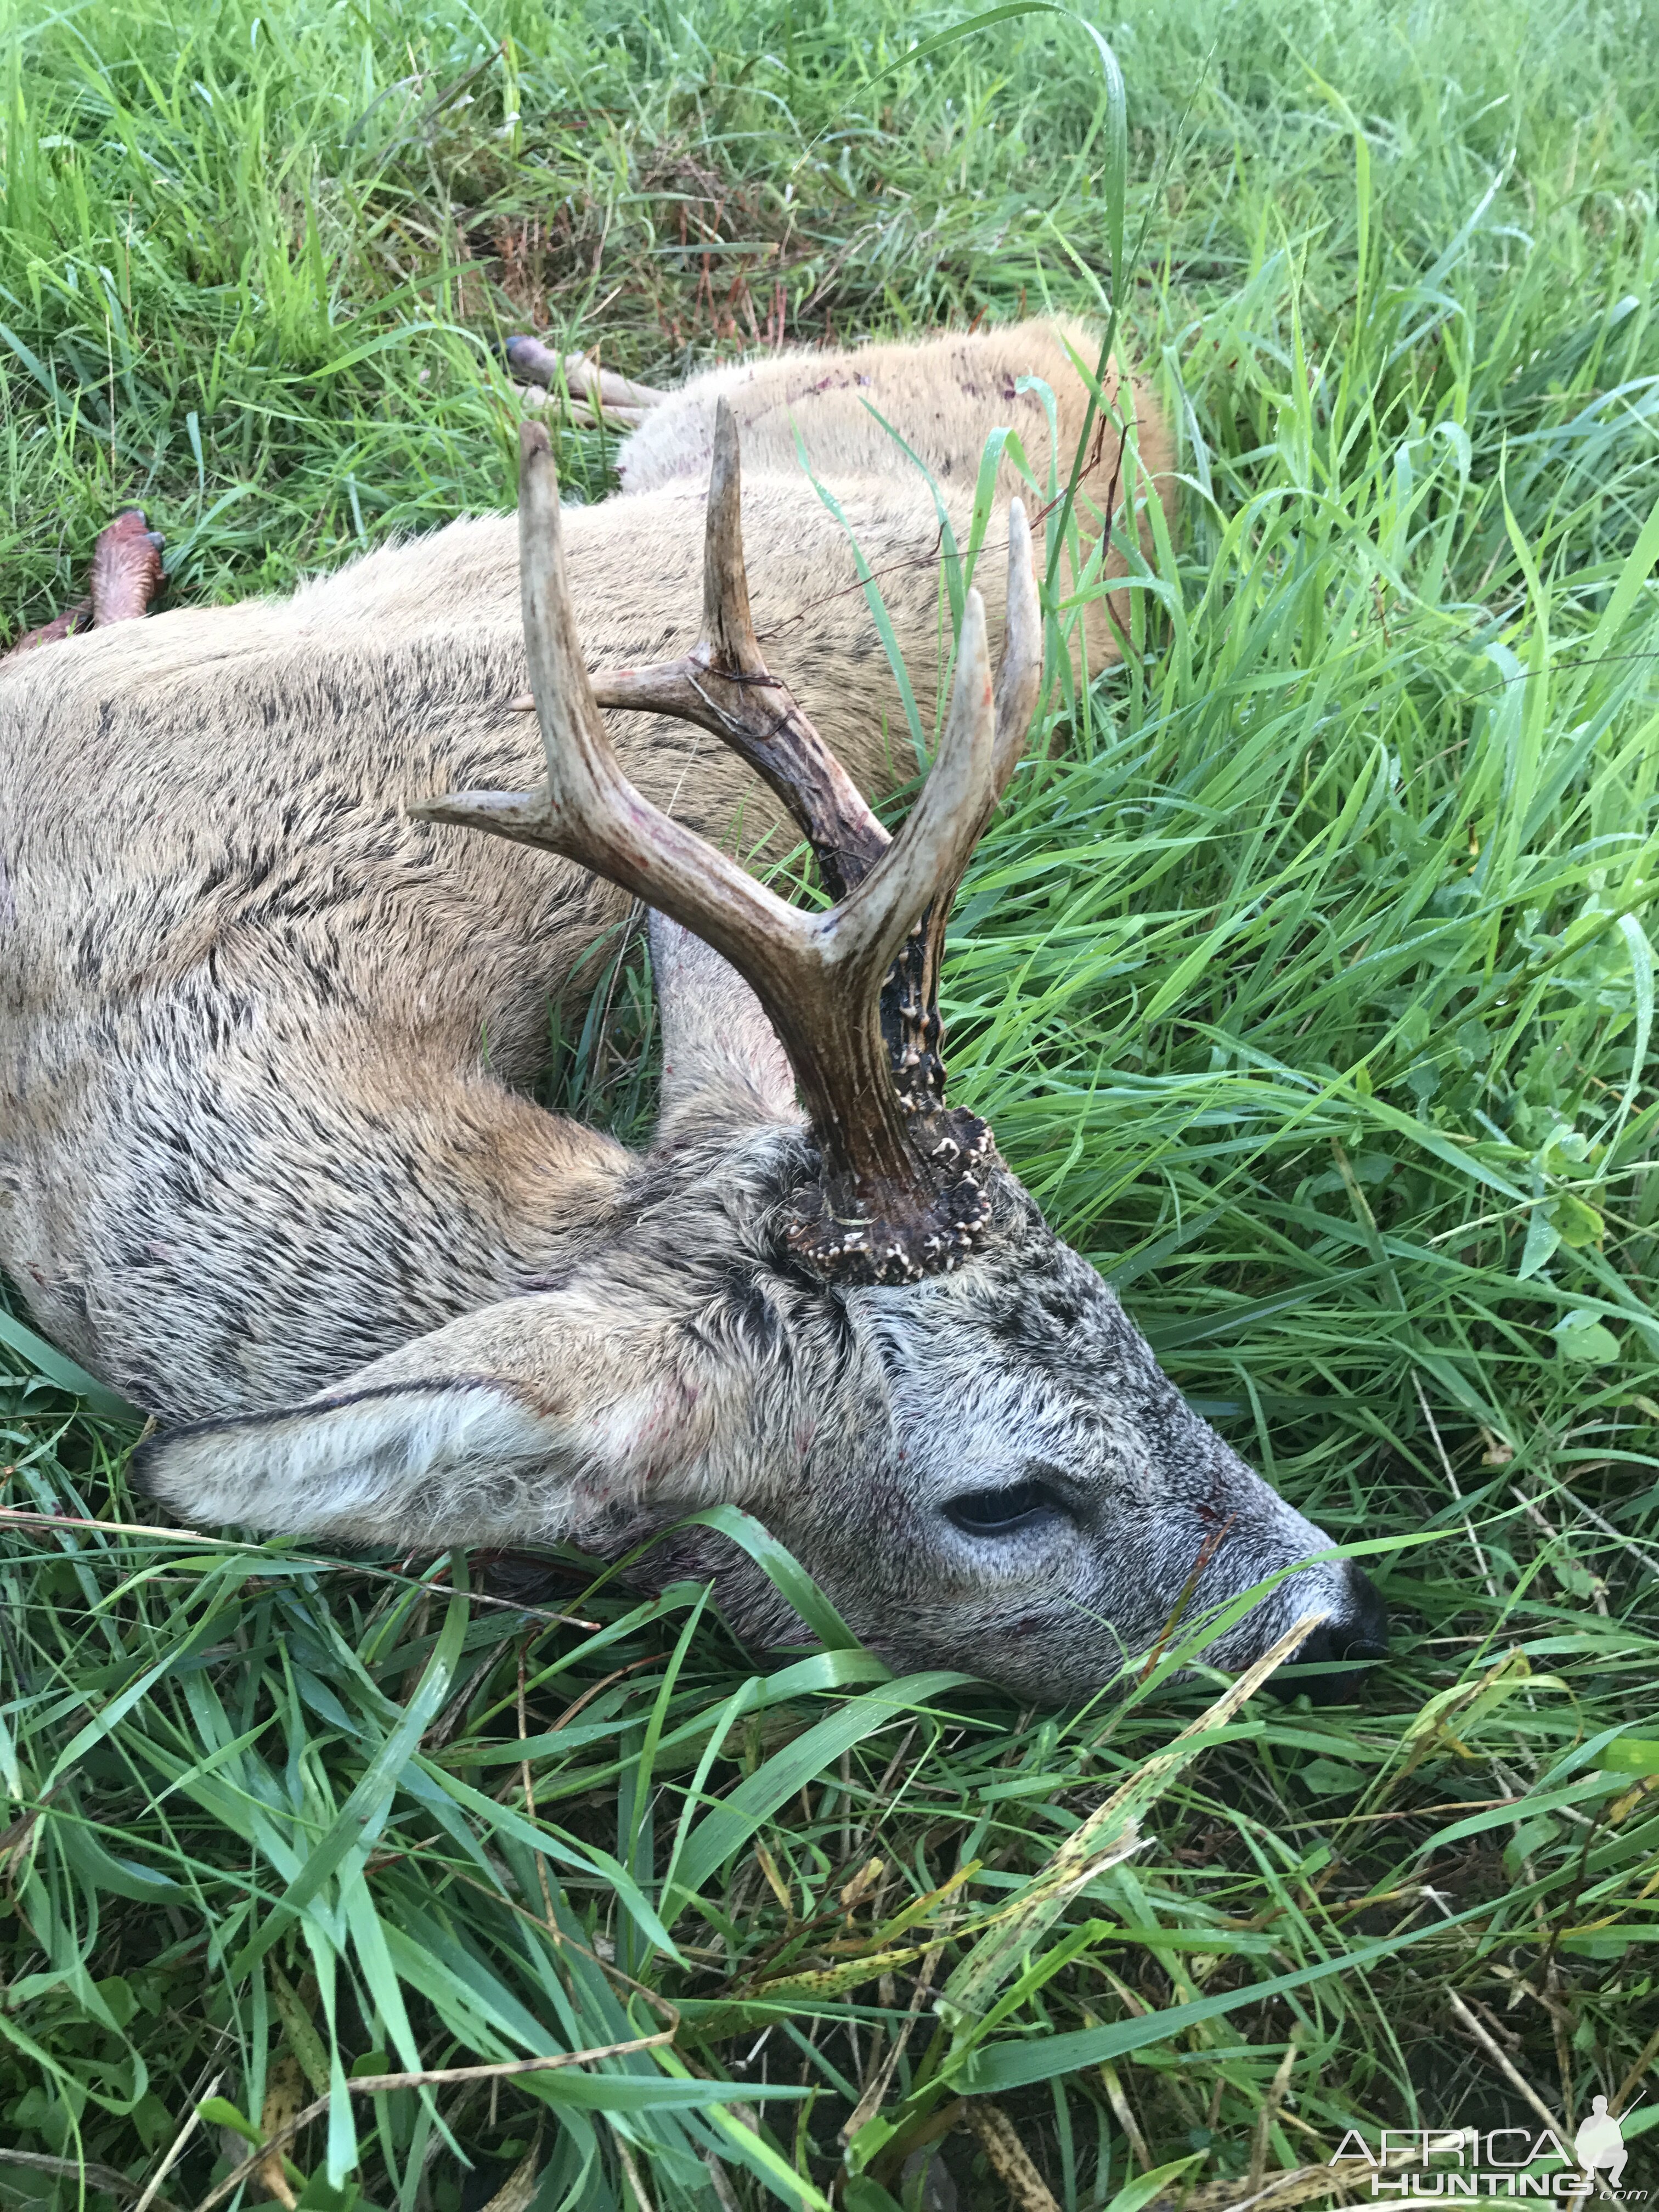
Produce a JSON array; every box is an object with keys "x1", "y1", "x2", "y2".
[
  {"x1": 130, "y1": 1291, "x2": 724, "y2": 1545},
  {"x1": 132, "y1": 1378, "x2": 561, "y2": 1543}
]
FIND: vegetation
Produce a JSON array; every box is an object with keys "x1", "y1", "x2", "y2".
[{"x1": 2, "y1": 0, "x2": 1658, "y2": 2207}]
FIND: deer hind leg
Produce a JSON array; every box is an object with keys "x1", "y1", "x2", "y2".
[
  {"x1": 611, "y1": 317, "x2": 1169, "y2": 498},
  {"x1": 504, "y1": 334, "x2": 668, "y2": 433},
  {"x1": 612, "y1": 317, "x2": 1175, "y2": 669},
  {"x1": 5, "y1": 507, "x2": 165, "y2": 660}
]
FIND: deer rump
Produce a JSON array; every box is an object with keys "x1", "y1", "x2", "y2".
[{"x1": 0, "y1": 320, "x2": 1386, "y2": 1703}]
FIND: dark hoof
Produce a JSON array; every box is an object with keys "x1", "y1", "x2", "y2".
[{"x1": 504, "y1": 332, "x2": 561, "y2": 388}]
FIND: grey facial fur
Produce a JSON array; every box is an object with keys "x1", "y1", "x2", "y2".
[{"x1": 538, "y1": 1122, "x2": 1376, "y2": 1700}]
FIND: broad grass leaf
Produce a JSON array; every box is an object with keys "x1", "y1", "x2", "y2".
[
  {"x1": 1553, "y1": 1310, "x2": 1622, "y2": 1364},
  {"x1": 1598, "y1": 1739, "x2": 1659, "y2": 1774},
  {"x1": 677, "y1": 1503, "x2": 870, "y2": 1654},
  {"x1": 0, "y1": 1309, "x2": 141, "y2": 1420},
  {"x1": 791, "y1": 437, "x2": 928, "y2": 768},
  {"x1": 1585, "y1": 489, "x2": 1659, "y2": 659},
  {"x1": 1103, "y1": 2155, "x2": 1206, "y2": 2212},
  {"x1": 199, "y1": 2094, "x2": 262, "y2": 2143},
  {"x1": 56, "y1": 1818, "x2": 183, "y2": 1902},
  {"x1": 1403, "y1": 1774, "x2": 1618, "y2": 1857},
  {"x1": 955, "y1": 1878, "x2": 1529, "y2": 2092},
  {"x1": 1519, "y1": 1207, "x2": 1562, "y2": 1279},
  {"x1": 1298, "y1": 1756, "x2": 1365, "y2": 1796}
]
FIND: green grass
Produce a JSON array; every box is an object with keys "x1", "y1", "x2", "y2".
[{"x1": 4, "y1": 0, "x2": 1659, "y2": 2207}]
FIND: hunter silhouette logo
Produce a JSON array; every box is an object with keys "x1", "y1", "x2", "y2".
[
  {"x1": 1576, "y1": 2100, "x2": 1628, "y2": 2192},
  {"x1": 1330, "y1": 2112, "x2": 1645, "y2": 2197}
]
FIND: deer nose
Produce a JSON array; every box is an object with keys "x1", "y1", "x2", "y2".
[{"x1": 1273, "y1": 1561, "x2": 1388, "y2": 1705}]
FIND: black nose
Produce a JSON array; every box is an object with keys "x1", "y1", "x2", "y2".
[{"x1": 1272, "y1": 1562, "x2": 1388, "y2": 1705}]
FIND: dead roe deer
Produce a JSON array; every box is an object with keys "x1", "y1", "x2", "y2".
[{"x1": 0, "y1": 319, "x2": 1385, "y2": 1701}]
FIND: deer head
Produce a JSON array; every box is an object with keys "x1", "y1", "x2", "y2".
[{"x1": 134, "y1": 410, "x2": 1386, "y2": 1703}]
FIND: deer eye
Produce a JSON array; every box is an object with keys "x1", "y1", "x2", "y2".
[{"x1": 945, "y1": 1477, "x2": 1067, "y2": 1536}]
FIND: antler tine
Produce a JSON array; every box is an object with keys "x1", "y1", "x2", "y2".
[
  {"x1": 413, "y1": 421, "x2": 814, "y2": 974},
  {"x1": 992, "y1": 499, "x2": 1043, "y2": 795},
  {"x1": 698, "y1": 396, "x2": 760, "y2": 672},
  {"x1": 911, "y1": 499, "x2": 1044, "y2": 1032},
  {"x1": 822, "y1": 590, "x2": 998, "y2": 996},
  {"x1": 589, "y1": 400, "x2": 888, "y2": 898},
  {"x1": 517, "y1": 416, "x2": 621, "y2": 816}
]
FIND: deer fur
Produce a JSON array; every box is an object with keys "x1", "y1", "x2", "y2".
[{"x1": 0, "y1": 318, "x2": 1387, "y2": 1701}]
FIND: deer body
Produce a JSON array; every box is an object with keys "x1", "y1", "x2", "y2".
[{"x1": 0, "y1": 320, "x2": 1387, "y2": 1699}]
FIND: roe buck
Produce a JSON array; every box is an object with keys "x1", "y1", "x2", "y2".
[{"x1": 0, "y1": 319, "x2": 1386, "y2": 1701}]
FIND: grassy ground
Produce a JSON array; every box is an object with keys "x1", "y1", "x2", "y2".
[{"x1": 3, "y1": 0, "x2": 1659, "y2": 2207}]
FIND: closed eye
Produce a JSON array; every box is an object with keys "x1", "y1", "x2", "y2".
[{"x1": 945, "y1": 1477, "x2": 1068, "y2": 1537}]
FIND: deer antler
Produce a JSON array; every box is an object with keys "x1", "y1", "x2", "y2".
[
  {"x1": 413, "y1": 407, "x2": 1042, "y2": 1283},
  {"x1": 586, "y1": 414, "x2": 888, "y2": 901}
]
